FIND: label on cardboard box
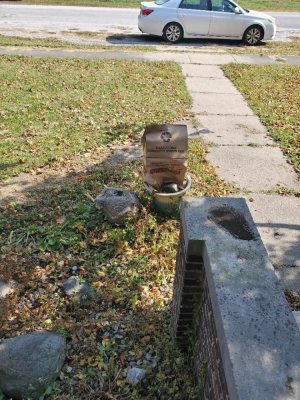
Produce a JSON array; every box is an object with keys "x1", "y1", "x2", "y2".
[{"x1": 142, "y1": 124, "x2": 188, "y2": 190}]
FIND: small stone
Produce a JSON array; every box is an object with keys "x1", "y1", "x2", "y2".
[
  {"x1": 145, "y1": 352, "x2": 152, "y2": 361},
  {"x1": 71, "y1": 265, "x2": 78, "y2": 272},
  {"x1": 126, "y1": 367, "x2": 146, "y2": 385},
  {"x1": 0, "y1": 280, "x2": 17, "y2": 298},
  {"x1": 62, "y1": 277, "x2": 93, "y2": 300},
  {"x1": 95, "y1": 187, "x2": 140, "y2": 225},
  {"x1": 115, "y1": 334, "x2": 123, "y2": 339}
]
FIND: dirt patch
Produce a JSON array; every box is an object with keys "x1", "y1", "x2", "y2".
[{"x1": 0, "y1": 143, "x2": 141, "y2": 206}]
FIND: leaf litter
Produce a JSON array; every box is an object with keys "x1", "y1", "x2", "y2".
[{"x1": 0, "y1": 138, "x2": 233, "y2": 399}]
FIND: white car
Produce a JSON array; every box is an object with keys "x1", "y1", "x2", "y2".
[{"x1": 138, "y1": 0, "x2": 276, "y2": 45}]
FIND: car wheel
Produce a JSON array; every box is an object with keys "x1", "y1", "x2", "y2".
[
  {"x1": 243, "y1": 25, "x2": 263, "y2": 45},
  {"x1": 163, "y1": 23, "x2": 183, "y2": 44}
]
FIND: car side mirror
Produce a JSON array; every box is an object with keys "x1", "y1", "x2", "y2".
[{"x1": 234, "y1": 6, "x2": 241, "y2": 13}]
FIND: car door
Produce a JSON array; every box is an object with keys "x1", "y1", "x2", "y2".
[
  {"x1": 209, "y1": 0, "x2": 244, "y2": 37},
  {"x1": 177, "y1": 0, "x2": 211, "y2": 36}
]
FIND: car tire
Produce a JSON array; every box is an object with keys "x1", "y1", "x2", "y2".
[
  {"x1": 163, "y1": 23, "x2": 183, "y2": 44},
  {"x1": 243, "y1": 25, "x2": 263, "y2": 45}
]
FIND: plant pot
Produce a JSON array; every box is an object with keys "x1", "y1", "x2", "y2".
[{"x1": 144, "y1": 175, "x2": 192, "y2": 216}]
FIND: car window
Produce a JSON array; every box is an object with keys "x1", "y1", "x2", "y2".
[
  {"x1": 179, "y1": 0, "x2": 209, "y2": 10},
  {"x1": 155, "y1": 0, "x2": 170, "y2": 4},
  {"x1": 211, "y1": 0, "x2": 236, "y2": 12}
]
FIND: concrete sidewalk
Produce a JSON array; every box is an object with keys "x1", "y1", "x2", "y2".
[
  {"x1": 182, "y1": 62, "x2": 300, "y2": 291},
  {"x1": 1, "y1": 47, "x2": 300, "y2": 66}
]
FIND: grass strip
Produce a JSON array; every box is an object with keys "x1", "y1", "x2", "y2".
[
  {"x1": 0, "y1": 34, "x2": 155, "y2": 52},
  {"x1": 229, "y1": 37, "x2": 300, "y2": 56},
  {"x1": 9, "y1": 0, "x2": 300, "y2": 11},
  {"x1": 0, "y1": 56, "x2": 190, "y2": 181},
  {"x1": 223, "y1": 64, "x2": 300, "y2": 173},
  {"x1": 238, "y1": 0, "x2": 300, "y2": 11},
  {"x1": 1, "y1": 35, "x2": 300, "y2": 56}
]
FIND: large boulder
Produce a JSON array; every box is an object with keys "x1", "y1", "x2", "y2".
[
  {"x1": 0, "y1": 331, "x2": 66, "y2": 400},
  {"x1": 95, "y1": 187, "x2": 140, "y2": 225}
]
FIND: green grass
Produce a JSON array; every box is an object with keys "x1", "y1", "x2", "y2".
[
  {"x1": 238, "y1": 0, "x2": 300, "y2": 11},
  {"x1": 0, "y1": 51, "x2": 235, "y2": 400},
  {"x1": 223, "y1": 64, "x2": 300, "y2": 173},
  {"x1": 0, "y1": 34, "x2": 154, "y2": 52},
  {"x1": 0, "y1": 56, "x2": 190, "y2": 181},
  {"x1": 0, "y1": 138, "x2": 233, "y2": 399},
  {"x1": 8, "y1": 0, "x2": 300, "y2": 10},
  {"x1": 229, "y1": 37, "x2": 300, "y2": 56},
  {"x1": 1, "y1": 34, "x2": 300, "y2": 57}
]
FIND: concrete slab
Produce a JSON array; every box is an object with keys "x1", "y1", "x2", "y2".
[
  {"x1": 0, "y1": 48, "x2": 193, "y2": 63},
  {"x1": 192, "y1": 92, "x2": 254, "y2": 116},
  {"x1": 0, "y1": 48, "x2": 145, "y2": 60},
  {"x1": 185, "y1": 77, "x2": 239, "y2": 94},
  {"x1": 293, "y1": 312, "x2": 300, "y2": 331},
  {"x1": 142, "y1": 52, "x2": 191, "y2": 63},
  {"x1": 188, "y1": 53, "x2": 236, "y2": 64},
  {"x1": 206, "y1": 146, "x2": 300, "y2": 192},
  {"x1": 180, "y1": 64, "x2": 225, "y2": 78},
  {"x1": 180, "y1": 197, "x2": 300, "y2": 400},
  {"x1": 196, "y1": 115, "x2": 274, "y2": 146},
  {"x1": 245, "y1": 193, "x2": 300, "y2": 273},
  {"x1": 284, "y1": 56, "x2": 300, "y2": 66},
  {"x1": 232, "y1": 54, "x2": 279, "y2": 65}
]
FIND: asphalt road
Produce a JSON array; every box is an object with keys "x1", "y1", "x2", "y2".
[{"x1": 0, "y1": 4, "x2": 299, "y2": 35}]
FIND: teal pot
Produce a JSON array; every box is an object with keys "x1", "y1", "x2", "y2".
[{"x1": 144, "y1": 175, "x2": 192, "y2": 216}]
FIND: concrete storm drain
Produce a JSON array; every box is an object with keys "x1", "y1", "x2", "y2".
[{"x1": 207, "y1": 204, "x2": 256, "y2": 241}]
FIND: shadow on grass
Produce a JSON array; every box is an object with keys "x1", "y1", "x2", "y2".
[
  {"x1": 105, "y1": 33, "x2": 268, "y2": 49},
  {"x1": 0, "y1": 143, "x2": 198, "y2": 399},
  {"x1": 0, "y1": 162, "x2": 21, "y2": 172},
  {"x1": 1, "y1": 141, "x2": 299, "y2": 398},
  {"x1": 0, "y1": 147, "x2": 199, "y2": 398}
]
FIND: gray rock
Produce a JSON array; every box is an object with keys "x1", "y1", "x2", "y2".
[
  {"x1": 126, "y1": 367, "x2": 146, "y2": 385},
  {"x1": 62, "y1": 276, "x2": 93, "y2": 300},
  {"x1": 71, "y1": 265, "x2": 78, "y2": 273},
  {"x1": 95, "y1": 187, "x2": 140, "y2": 225},
  {"x1": 0, "y1": 280, "x2": 17, "y2": 298},
  {"x1": 0, "y1": 331, "x2": 66, "y2": 400}
]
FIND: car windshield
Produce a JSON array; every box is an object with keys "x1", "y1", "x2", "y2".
[
  {"x1": 227, "y1": 0, "x2": 248, "y2": 12},
  {"x1": 155, "y1": 0, "x2": 170, "y2": 4}
]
